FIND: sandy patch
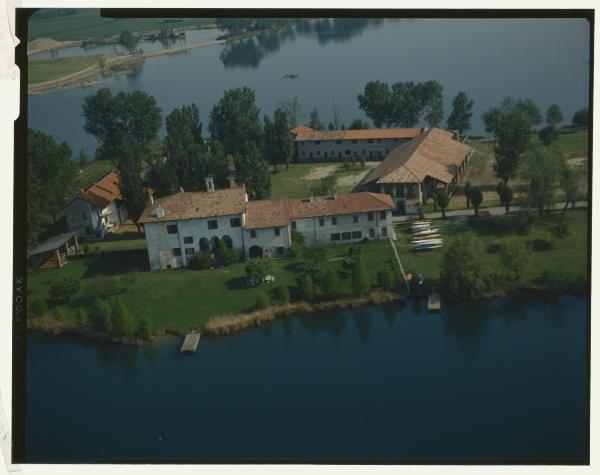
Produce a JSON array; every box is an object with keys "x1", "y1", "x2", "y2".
[
  {"x1": 337, "y1": 169, "x2": 373, "y2": 187},
  {"x1": 302, "y1": 165, "x2": 337, "y2": 180},
  {"x1": 28, "y1": 38, "x2": 79, "y2": 55},
  {"x1": 568, "y1": 156, "x2": 587, "y2": 167}
]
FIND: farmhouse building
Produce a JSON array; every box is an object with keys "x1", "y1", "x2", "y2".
[
  {"x1": 139, "y1": 178, "x2": 394, "y2": 270},
  {"x1": 291, "y1": 126, "x2": 423, "y2": 162},
  {"x1": 64, "y1": 170, "x2": 128, "y2": 240},
  {"x1": 358, "y1": 128, "x2": 473, "y2": 214}
]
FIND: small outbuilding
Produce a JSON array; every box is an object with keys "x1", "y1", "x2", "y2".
[{"x1": 28, "y1": 231, "x2": 80, "y2": 269}]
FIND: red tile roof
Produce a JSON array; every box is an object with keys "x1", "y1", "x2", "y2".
[
  {"x1": 245, "y1": 199, "x2": 289, "y2": 229},
  {"x1": 288, "y1": 192, "x2": 394, "y2": 219},
  {"x1": 362, "y1": 128, "x2": 472, "y2": 185},
  {"x1": 139, "y1": 188, "x2": 247, "y2": 224},
  {"x1": 294, "y1": 128, "x2": 423, "y2": 142},
  {"x1": 290, "y1": 125, "x2": 314, "y2": 135},
  {"x1": 77, "y1": 170, "x2": 123, "y2": 208}
]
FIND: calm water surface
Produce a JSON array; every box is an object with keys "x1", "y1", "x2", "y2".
[
  {"x1": 26, "y1": 293, "x2": 588, "y2": 463},
  {"x1": 27, "y1": 18, "x2": 590, "y2": 157}
]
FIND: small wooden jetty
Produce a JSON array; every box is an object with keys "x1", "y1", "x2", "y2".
[
  {"x1": 427, "y1": 293, "x2": 441, "y2": 312},
  {"x1": 180, "y1": 332, "x2": 201, "y2": 354}
]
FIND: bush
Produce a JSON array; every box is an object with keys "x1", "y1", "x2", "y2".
[
  {"x1": 83, "y1": 244, "x2": 90, "y2": 254},
  {"x1": 52, "y1": 306, "x2": 66, "y2": 320},
  {"x1": 137, "y1": 318, "x2": 154, "y2": 340},
  {"x1": 48, "y1": 277, "x2": 80, "y2": 305},
  {"x1": 532, "y1": 237, "x2": 554, "y2": 252},
  {"x1": 377, "y1": 268, "x2": 394, "y2": 291},
  {"x1": 303, "y1": 244, "x2": 327, "y2": 263},
  {"x1": 321, "y1": 269, "x2": 340, "y2": 299},
  {"x1": 83, "y1": 276, "x2": 123, "y2": 300},
  {"x1": 89, "y1": 298, "x2": 112, "y2": 332},
  {"x1": 296, "y1": 274, "x2": 316, "y2": 302},
  {"x1": 121, "y1": 269, "x2": 138, "y2": 287},
  {"x1": 110, "y1": 298, "x2": 137, "y2": 337},
  {"x1": 216, "y1": 240, "x2": 241, "y2": 266},
  {"x1": 75, "y1": 308, "x2": 88, "y2": 326},
  {"x1": 254, "y1": 292, "x2": 271, "y2": 310},
  {"x1": 500, "y1": 236, "x2": 532, "y2": 280},
  {"x1": 29, "y1": 296, "x2": 47, "y2": 317},
  {"x1": 245, "y1": 259, "x2": 273, "y2": 280},
  {"x1": 351, "y1": 256, "x2": 370, "y2": 297},
  {"x1": 272, "y1": 285, "x2": 290, "y2": 305},
  {"x1": 552, "y1": 218, "x2": 570, "y2": 239},
  {"x1": 189, "y1": 249, "x2": 214, "y2": 269}
]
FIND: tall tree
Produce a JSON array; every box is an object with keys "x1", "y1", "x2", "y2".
[
  {"x1": 330, "y1": 104, "x2": 343, "y2": 130},
  {"x1": 146, "y1": 157, "x2": 179, "y2": 198},
  {"x1": 357, "y1": 80, "x2": 391, "y2": 128},
  {"x1": 278, "y1": 96, "x2": 304, "y2": 128},
  {"x1": 419, "y1": 80, "x2": 444, "y2": 128},
  {"x1": 113, "y1": 139, "x2": 148, "y2": 231},
  {"x1": 389, "y1": 81, "x2": 423, "y2": 127},
  {"x1": 119, "y1": 30, "x2": 140, "y2": 54},
  {"x1": 233, "y1": 141, "x2": 271, "y2": 200},
  {"x1": 441, "y1": 233, "x2": 489, "y2": 300},
  {"x1": 27, "y1": 129, "x2": 77, "y2": 230},
  {"x1": 435, "y1": 189, "x2": 450, "y2": 219},
  {"x1": 351, "y1": 255, "x2": 370, "y2": 297},
  {"x1": 560, "y1": 164, "x2": 581, "y2": 212},
  {"x1": 496, "y1": 181, "x2": 514, "y2": 214},
  {"x1": 483, "y1": 96, "x2": 541, "y2": 135},
  {"x1": 263, "y1": 108, "x2": 293, "y2": 172},
  {"x1": 82, "y1": 88, "x2": 161, "y2": 158},
  {"x1": 447, "y1": 91, "x2": 474, "y2": 138},
  {"x1": 572, "y1": 108, "x2": 589, "y2": 128},
  {"x1": 469, "y1": 186, "x2": 483, "y2": 216},
  {"x1": 519, "y1": 146, "x2": 562, "y2": 216},
  {"x1": 545, "y1": 104, "x2": 563, "y2": 127},
  {"x1": 209, "y1": 87, "x2": 262, "y2": 155},
  {"x1": 308, "y1": 107, "x2": 324, "y2": 130},
  {"x1": 348, "y1": 118, "x2": 370, "y2": 130},
  {"x1": 493, "y1": 110, "x2": 533, "y2": 183}
]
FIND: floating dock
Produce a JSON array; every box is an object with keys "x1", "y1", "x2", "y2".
[
  {"x1": 427, "y1": 293, "x2": 441, "y2": 312},
  {"x1": 180, "y1": 332, "x2": 201, "y2": 353}
]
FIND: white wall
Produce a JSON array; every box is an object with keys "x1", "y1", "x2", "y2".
[
  {"x1": 296, "y1": 137, "x2": 412, "y2": 162},
  {"x1": 64, "y1": 198, "x2": 98, "y2": 239},
  {"x1": 243, "y1": 225, "x2": 292, "y2": 258}
]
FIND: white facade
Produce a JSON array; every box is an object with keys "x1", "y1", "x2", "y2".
[
  {"x1": 64, "y1": 198, "x2": 128, "y2": 240},
  {"x1": 143, "y1": 213, "x2": 245, "y2": 270},
  {"x1": 243, "y1": 225, "x2": 292, "y2": 258},
  {"x1": 296, "y1": 137, "x2": 413, "y2": 162},
  {"x1": 292, "y1": 210, "x2": 393, "y2": 246}
]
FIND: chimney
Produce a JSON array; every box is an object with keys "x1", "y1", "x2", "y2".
[
  {"x1": 156, "y1": 206, "x2": 165, "y2": 218},
  {"x1": 179, "y1": 186, "x2": 184, "y2": 193},
  {"x1": 149, "y1": 195, "x2": 154, "y2": 205},
  {"x1": 205, "y1": 176, "x2": 215, "y2": 193}
]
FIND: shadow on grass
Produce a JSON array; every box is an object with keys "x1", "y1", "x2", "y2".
[{"x1": 83, "y1": 249, "x2": 148, "y2": 278}]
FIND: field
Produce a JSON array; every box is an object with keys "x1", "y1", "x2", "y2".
[
  {"x1": 270, "y1": 161, "x2": 377, "y2": 199},
  {"x1": 450, "y1": 130, "x2": 590, "y2": 209},
  {"x1": 28, "y1": 56, "x2": 102, "y2": 84},
  {"x1": 28, "y1": 9, "x2": 216, "y2": 41}
]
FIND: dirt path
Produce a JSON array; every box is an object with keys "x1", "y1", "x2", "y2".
[
  {"x1": 302, "y1": 165, "x2": 337, "y2": 180},
  {"x1": 27, "y1": 38, "x2": 80, "y2": 55}
]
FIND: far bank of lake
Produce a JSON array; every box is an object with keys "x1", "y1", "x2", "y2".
[{"x1": 26, "y1": 292, "x2": 588, "y2": 463}]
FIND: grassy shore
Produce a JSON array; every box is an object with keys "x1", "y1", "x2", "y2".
[
  {"x1": 28, "y1": 209, "x2": 588, "y2": 343},
  {"x1": 28, "y1": 10, "x2": 215, "y2": 41},
  {"x1": 28, "y1": 56, "x2": 103, "y2": 84}
]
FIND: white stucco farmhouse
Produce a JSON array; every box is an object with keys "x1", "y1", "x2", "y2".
[{"x1": 139, "y1": 178, "x2": 395, "y2": 271}]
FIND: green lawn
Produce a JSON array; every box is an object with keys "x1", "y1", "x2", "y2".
[
  {"x1": 72, "y1": 159, "x2": 114, "y2": 190},
  {"x1": 28, "y1": 240, "x2": 396, "y2": 333},
  {"x1": 28, "y1": 56, "x2": 102, "y2": 84},
  {"x1": 394, "y1": 209, "x2": 588, "y2": 287},
  {"x1": 28, "y1": 9, "x2": 216, "y2": 41}
]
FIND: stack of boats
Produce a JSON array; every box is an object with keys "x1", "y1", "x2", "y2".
[{"x1": 409, "y1": 220, "x2": 443, "y2": 251}]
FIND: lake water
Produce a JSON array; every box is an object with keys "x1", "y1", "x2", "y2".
[
  {"x1": 27, "y1": 18, "x2": 590, "y2": 157},
  {"x1": 25, "y1": 293, "x2": 588, "y2": 463}
]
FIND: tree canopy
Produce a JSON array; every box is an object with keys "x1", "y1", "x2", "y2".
[
  {"x1": 441, "y1": 233, "x2": 490, "y2": 300},
  {"x1": 263, "y1": 108, "x2": 293, "y2": 172},
  {"x1": 357, "y1": 80, "x2": 391, "y2": 128},
  {"x1": 233, "y1": 141, "x2": 271, "y2": 200},
  {"x1": 113, "y1": 139, "x2": 148, "y2": 228},
  {"x1": 492, "y1": 110, "x2": 533, "y2": 183},
  {"x1": 572, "y1": 108, "x2": 589, "y2": 128},
  {"x1": 209, "y1": 87, "x2": 262, "y2": 155},
  {"x1": 519, "y1": 146, "x2": 562, "y2": 216},
  {"x1": 119, "y1": 30, "x2": 140, "y2": 54},
  {"x1": 308, "y1": 107, "x2": 324, "y2": 130},
  {"x1": 446, "y1": 91, "x2": 474, "y2": 137}
]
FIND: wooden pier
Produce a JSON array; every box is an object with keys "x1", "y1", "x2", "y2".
[
  {"x1": 180, "y1": 332, "x2": 201, "y2": 353},
  {"x1": 427, "y1": 293, "x2": 441, "y2": 312}
]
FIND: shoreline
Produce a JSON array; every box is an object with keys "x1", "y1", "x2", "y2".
[{"x1": 27, "y1": 284, "x2": 587, "y2": 346}]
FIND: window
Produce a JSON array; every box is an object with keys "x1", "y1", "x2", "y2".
[
  {"x1": 302, "y1": 151, "x2": 306, "y2": 156},
  {"x1": 274, "y1": 227, "x2": 281, "y2": 236},
  {"x1": 351, "y1": 139, "x2": 358, "y2": 144},
  {"x1": 362, "y1": 150, "x2": 366, "y2": 155},
  {"x1": 250, "y1": 230, "x2": 257, "y2": 239},
  {"x1": 291, "y1": 221, "x2": 297, "y2": 229},
  {"x1": 342, "y1": 232, "x2": 352, "y2": 240},
  {"x1": 369, "y1": 228, "x2": 375, "y2": 238},
  {"x1": 331, "y1": 217, "x2": 337, "y2": 225},
  {"x1": 352, "y1": 231, "x2": 362, "y2": 239},
  {"x1": 208, "y1": 220, "x2": 218, "y2": 230},
  {"x1": 380, "y1": 211, "x2": 387, "y2": 220},
  {"x1": 316, "y1": 151, "x2": 321, "y2": 156},
  {"x1": 336, "y1": 140, "x2": 342, "y2": 144},
  {"x1": 345, "y1": 150, "x2": 351, "y2": 156},
  {"x1": 376, "y1": 139, "x2": 381, "y2": 143},
  {"x1": 353, "y1": 215, "x2": 359, "y2": 223},
  {"x1": 367, "y1": 212, "x2": 374, "y2": 221},
  {"x1": 86, "y1": 226, "x2": 91, "y2": 234},
  {"x1": 173, "y1": 247, "x2": 181, "y2": 256},
  {"x1": 314, "y1": 141, "x2": 320, "y2": 145},
  {"x1": 331, "y1": 233, "x2": 341, "y2": 241},
  {"x1": 385, "y1": 149, "x2": 389, "y2": 154},
  {"x1": 277, "y1": 246, "x2": 285, "y2": 255},
  {"x1": 319, "y1": 218, "x2": 325, "y2": 227},
  {"x1": 382, "y1": 227, "x2": 388, "y2": 237},
  {"x1": 230, "y1": 217, "x2": 241, "y2": 228},
  {"x1": 185, "y1": 248, "x2": 195, "y2": 255},
  {"x1": 367, "y1": 139, "x2": 374, "y2": 143},
  {"x1": 81, "y1": 213, "x2": 87, "y2": 220},
  {"x1": 183, "y1": 236, "x2": 193, "y2": 244},
  {"x1": 167, "y1": 224, "x2": 178, "y2": 234}
]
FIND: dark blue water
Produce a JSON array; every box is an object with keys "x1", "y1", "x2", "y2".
[
  {"x1": 25, "y1": 293, "x2": 588, "y2": 463},
  {"x1": 28, "y1": 18, "x2": 590, "y2": 157}
]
